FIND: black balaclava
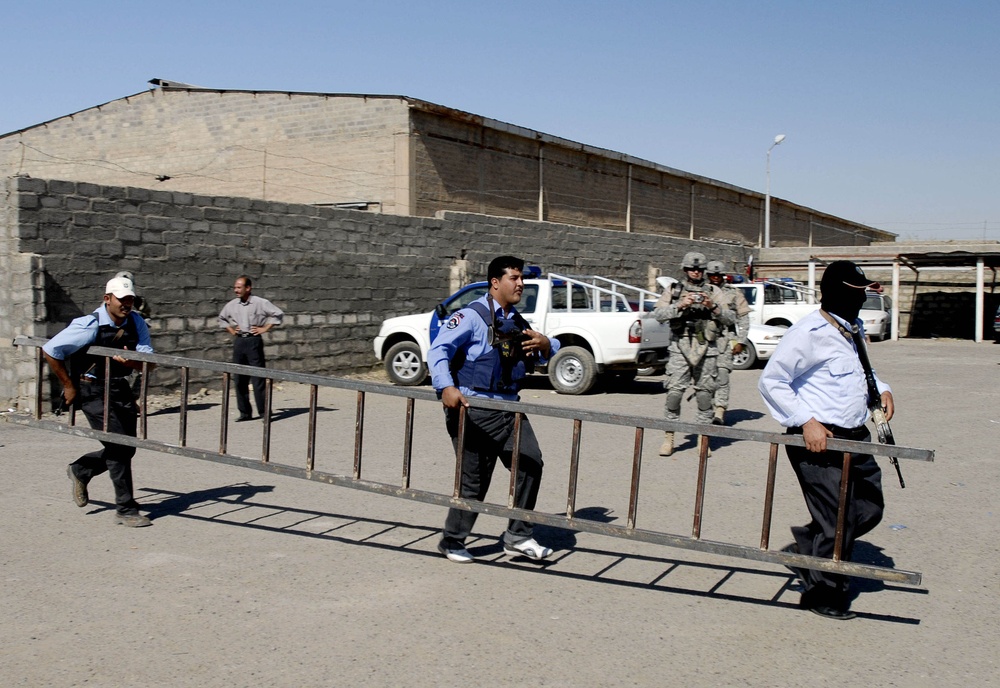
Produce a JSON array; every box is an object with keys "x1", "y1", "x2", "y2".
[{"x1": 820, "y1": 260, "x2": 872, "y2": 322}]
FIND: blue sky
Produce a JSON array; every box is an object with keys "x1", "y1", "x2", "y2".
[{"x1": 3, "y1": 1, "x2": 997, "y2": 241}]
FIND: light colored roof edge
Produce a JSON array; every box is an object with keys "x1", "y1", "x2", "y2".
[
  {"x1": 1, "y1": 89, "x2": 156, "y2": 139},
  {"x1": 0, "y1": 84, "x2": 412, "y2": 139},
  {"x1": 2, "y1": 79, "x2": 894, "y2": 239}
]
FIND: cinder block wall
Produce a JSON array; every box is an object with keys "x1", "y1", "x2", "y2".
[{"x1": 2, "y1": 176, "x2": 747, "y2": 407}]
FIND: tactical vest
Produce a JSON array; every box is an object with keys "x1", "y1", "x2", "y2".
[
  {"x1": 669, "y1": 281, "x2": 720, "y2": 343},
  {"x1": 452, "y1": 300, "x2": 532, "y2": 394},
  {"x1": 71, "y1": 311, "x2": 141, "y2": 383}
]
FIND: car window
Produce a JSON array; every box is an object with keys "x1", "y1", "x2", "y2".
[
  {"x1": 551, "y1": 284, "x2": 590, "y2": 311},
  {"x1": 738, "y1": 286, "x2": 756, "y2": 305},
  {"x1": 763, "y1": 285, "x2": 784, "y2": 305},
  {"x1": 441, "y1": 284, "x2": 538, "y2": 316},
  {"x1": 779, "y1": 286, "x2": 798, "y2": 302},
  {"x1": 519, "y1": 285, "x2": 538, "y2": 314},
  {"x1": 442, "y1": 285, "x2": 488, "y2": 316},
  {"x1": 863, "y1": 294, "x2": 883, "y2": 311}
]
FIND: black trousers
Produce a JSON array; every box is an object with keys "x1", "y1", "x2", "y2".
[
  {"x1": 233, "y1": 335, "x2": 266, "y2": 417},
  {"x1": 73, "y1": 379, "x2": 140, "y2": 515},
  {"x1": 786, "y1": 426, "x2": 884, "y2": 608},
  {"x1": 440, "y1": 406, "x2": 544, "y2": 549}
]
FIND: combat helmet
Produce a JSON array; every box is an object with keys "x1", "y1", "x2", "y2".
[
  {"x1": 681, "y1": 252, "x2": 708, "y2": 270},
  {"x1": 706, "y1": 260, "x2": 726, "y2": 276}
]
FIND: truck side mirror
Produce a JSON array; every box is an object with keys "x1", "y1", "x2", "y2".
[{"x1": 434, "y1": 304, "x2": 447, "y2": 320}]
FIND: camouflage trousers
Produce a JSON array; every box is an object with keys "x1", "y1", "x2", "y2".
[
  {"x1": 663, "y1": 344, "x2": 719, "y2": 425},
  {"x1": 713, "y1": 345, "x2": 733, "y2": 410}
]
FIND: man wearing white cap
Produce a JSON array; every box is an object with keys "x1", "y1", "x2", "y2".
[{"x1": 42, "y1": 276, "x2": 156, "y2": 527}]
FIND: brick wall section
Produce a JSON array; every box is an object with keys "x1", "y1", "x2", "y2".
[
  {"x1": 0, "y1": 177, "x2": 47, "y2": 402},
  {"x1": 2, "y1": 176, "x2": 747, "y2": 407}
]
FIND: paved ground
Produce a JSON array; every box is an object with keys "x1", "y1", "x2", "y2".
[{"x1": 1, "y1": 338, "x2": 997, "y2": 687}]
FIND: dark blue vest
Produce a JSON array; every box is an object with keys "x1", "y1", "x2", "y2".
[
  {"x1": 72, "y1": 311, "x2": 141, "y2": 382},
  {"x1": 452, "y1": 301, "x2": 531, "y2": 394}
]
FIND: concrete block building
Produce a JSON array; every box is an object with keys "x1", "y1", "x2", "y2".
[{"x1": 1, "y1": 79, "x2": 892, "y2": 247}]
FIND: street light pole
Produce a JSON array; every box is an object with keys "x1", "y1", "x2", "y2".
[{"x1": 763, "y1": 134, "x2": 786, "y2": 249}]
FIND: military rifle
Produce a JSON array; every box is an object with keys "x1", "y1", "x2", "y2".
[{"x1": 850, "y1": 327, "x2": 905, "y2": 488}]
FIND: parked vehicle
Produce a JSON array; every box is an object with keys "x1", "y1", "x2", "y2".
[
  {"x1": 861, "y1": 291, "x2": 893, "y2": 341},
  {"x1": 373, "y1": 272, "x2": 666, "y2": 395},
  {"x1": 731, "y1": 323, "x2": 787, "y2": 369},
  {"x1": 638, "y1": 317, "x2": 786, "y2": 372},
  {"x1": 994, "y1": 304, "x2": 1000, "y2": 343},
  {"x1": 736, "y1": 281, "x2": 818, "y2": 328}
]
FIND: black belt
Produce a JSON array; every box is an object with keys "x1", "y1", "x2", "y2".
[
  {"x1": 238, "y1": 333, "x2": 261, "y2": 338},
  {"x1": 787, "y1": 423, "x2": 869, "y2": 441}
]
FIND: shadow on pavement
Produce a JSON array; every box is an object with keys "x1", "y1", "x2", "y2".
[{"x1": 131, "y1": 486, "x2": 924, "y2": 624}]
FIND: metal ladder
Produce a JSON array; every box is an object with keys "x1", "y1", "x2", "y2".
[{"x1": 10, "y1": 336, "x2": 934, "y2": 584}]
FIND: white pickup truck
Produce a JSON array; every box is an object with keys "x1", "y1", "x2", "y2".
[
  {"x1": 738, "y1": 280, "x2": 889, "y2": 341},
  {"x1": 373, "y1": 272, "x2": 666, "y2": 395},
  {"x1": 735, "y1": 281, "x2": 819, "y2": 327}
]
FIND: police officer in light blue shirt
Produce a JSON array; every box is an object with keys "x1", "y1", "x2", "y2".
[
  {"x1": 43, "y1": 276, "x2": 156, "y2": 527},
  {"x1": 758, "y1": 260, "x2": 893, "y2": 620},
  {"x1": 428, "y1": 256, "x2": 559, "y2": 564}
]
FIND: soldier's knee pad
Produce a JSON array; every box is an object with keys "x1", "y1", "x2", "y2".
[
  {"x1": 695, "y1": 389, "x2": 713, "y2": 411},
  {"x1": 665, "y1": 390, "x2": 683, "y2": 412}
]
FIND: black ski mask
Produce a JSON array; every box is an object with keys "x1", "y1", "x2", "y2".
[{"x1": 820, "y1": 260, "x2": 878, "y2": 322}]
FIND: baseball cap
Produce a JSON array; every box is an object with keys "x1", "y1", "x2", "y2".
[
  {"x1": 820, "y1": 260, "x2": 880, "y2": 292},
  {"x1": 105, "y1": 277, "x2": 136, "y2": 299}
]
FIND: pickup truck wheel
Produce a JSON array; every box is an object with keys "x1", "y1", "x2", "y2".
[
  {"x1": 548, "y1": 346, "x2": 597, "y2": 395},
  {"x1": 732, "y1": 343, "x2": 757, "y2": 370},
  {"x1": 384, "y1": 341, "x2": 427, "y2": 386},
  {"x1": 765, "y1": 318, "x2": 792, "y2": 328}
]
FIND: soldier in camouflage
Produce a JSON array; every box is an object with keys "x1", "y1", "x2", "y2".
[
  {"x1": 651, "y1": 252, "x2": 735, "y2": 456},
  {"x1": 706, "y1": 260, "x2": 751, "y2": 425}
]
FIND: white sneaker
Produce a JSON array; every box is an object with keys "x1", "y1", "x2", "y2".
[
  {"x1": 503, "y1": 538, "x2": 553, "y2": 560},
  {"x1": 437, "y1": 543, "x2": 474, "y2": 563}
]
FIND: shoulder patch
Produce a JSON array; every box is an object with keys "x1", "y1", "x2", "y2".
[{"x1": 445, "y1": 312, "x2": 465, "y2": 330}]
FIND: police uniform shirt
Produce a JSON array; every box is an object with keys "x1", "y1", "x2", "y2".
[
  {"x1": 218, "y1": 295, "x2": 284, "y2": 334},
  {"x1": 758, "y1": 309, "x2": 890, "y2": 429},
  {"x1": 428, "y1": 294, "x2": 560, "y2": 401},
  {"x1": 43, "y1": 305, "x2": 154, "y2": 361}
]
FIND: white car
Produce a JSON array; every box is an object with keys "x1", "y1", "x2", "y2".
[
  {"x1": 860, "y1": 292, "x2": 892, "y2": 341},
  {"x1": 638, "y1": 321, "x2": 787, "y2": 373},
  {"x1": 731, "y1": 323, "x2": 788, "y2": 369}
]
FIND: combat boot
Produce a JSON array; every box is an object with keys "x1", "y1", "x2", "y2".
[
  {"x1": 658, "y1": 432, "x2": 674, "y2": 457},
  {"x1": 712, "y1": 406, "x2": 725, "y2": 425}
]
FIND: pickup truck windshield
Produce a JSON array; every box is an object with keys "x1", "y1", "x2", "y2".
[{"x1": 441, "y1": 284, "x2": 539, "y2": 317}]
